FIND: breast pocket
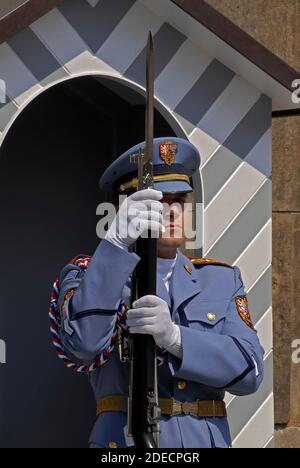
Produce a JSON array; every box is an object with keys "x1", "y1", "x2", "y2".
[{"x1": 182, "y1": 299, "x2": 230, "y2": 333}]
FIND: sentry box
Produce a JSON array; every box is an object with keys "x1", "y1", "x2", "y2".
[{"x1": 0, "y1": 0, "x2": 299, "y2": 449}]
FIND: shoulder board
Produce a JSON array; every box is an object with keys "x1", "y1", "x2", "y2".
[{"x1": 189, "y1": 257, "x2": 234, "y2": 269}]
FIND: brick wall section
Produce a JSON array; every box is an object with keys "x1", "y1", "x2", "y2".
[{"x1": 207, "y1": 0, "x2": 300, "y2": 448}]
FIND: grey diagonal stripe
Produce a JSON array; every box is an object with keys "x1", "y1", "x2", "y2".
[
  {"x1": 247, "y1": 266, "x2": 272, "y2": 325},
  {"x1": 265, "y1": 437, "x2": 275, "y2": 449},
  {"x1": 193, "y1": 171, "x2": 203, "y2": 203},
  {"x1": 124, "y1": 23, "x2": 186, "y2": 87},
  {"x1": 246, "y1": 132, "x2": 272, "y2": 179},
  {"x1": 0, "y1": 100, "x2": 18, "y2": 133},
  {"x1": 8, "y1": 28, "x2": 64, "y2": 83},
  {"x1": 59, "y1": 0, "x2": 135, "y2": 54},
  {"x1": 202, "y1": 96, "x2": 271, "y2": 206},
  {"x1": 225, "y1": 95, "x2": 272, "y2": 159},
  {"x1": 206, "y1": 180, "x2": 271, "y2": 266},
  {"x1": 174, "y1": 60, "x2": 235, "y2": 126},
  {"x1": 227, "y1": 352, "x2": 273, "y2": 441}
]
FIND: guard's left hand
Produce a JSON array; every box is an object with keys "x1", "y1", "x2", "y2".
[{"x1": 127, "y1": 295, "x2": 177, "y2": 349}]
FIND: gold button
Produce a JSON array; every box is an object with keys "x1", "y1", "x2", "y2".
[
  {"x1": 177, "y1": 380, "x2": 186, "y2": 390},
  {"x1": 207, "y1": 312, "x2": 216, "y2": 322},
  {"x1": 108, "y1": 441, "x2": 118, "y2": 448}
]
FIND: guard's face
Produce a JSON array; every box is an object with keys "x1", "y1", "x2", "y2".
[{"x1": 158, "y1": 193, "x2": 189, "y2": 249}]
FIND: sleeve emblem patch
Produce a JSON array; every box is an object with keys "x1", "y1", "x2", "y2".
[{"x1": 235, "y1": 295, "x2": 256, "y2": 332}]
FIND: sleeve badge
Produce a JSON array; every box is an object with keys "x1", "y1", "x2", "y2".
[{"x1": 235, "y1": 295, "x2": 256, "y2": 332}]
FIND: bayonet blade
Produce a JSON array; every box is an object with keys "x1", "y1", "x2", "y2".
[{"x1": 144, "y1": 31, "x2": 154, "y2": 187}]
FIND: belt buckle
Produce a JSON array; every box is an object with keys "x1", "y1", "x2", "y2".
[
  {"x1": 181, "y1": 401, "x2": 199, "y2": 416},
  {"x1": 171, "y1": 398, "x2": 182, "y2": 416}
]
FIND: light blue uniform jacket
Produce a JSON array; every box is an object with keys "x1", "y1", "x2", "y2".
[{"x1": 57, "y1": 239, "x2": 264, "y2": 448}]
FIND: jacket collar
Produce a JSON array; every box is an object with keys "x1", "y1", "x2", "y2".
[
  {"x1": 169, "y1": 251, "x2": 201, "y2": 318},
  {"x1": 156, "y1": 275, "x2": 171, "y2": 307}
]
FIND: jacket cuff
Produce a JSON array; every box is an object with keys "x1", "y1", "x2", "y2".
[
  {"x1": 163, "y1": 325, "x2": 183, "y2": 359},
  {"x1": 167, "y1": 325, "x2": 253, "y2": 388}
]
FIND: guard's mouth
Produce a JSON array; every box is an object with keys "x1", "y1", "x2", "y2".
[{"x1": 165, "y1": 224, "x2": 182, "y2": 229}]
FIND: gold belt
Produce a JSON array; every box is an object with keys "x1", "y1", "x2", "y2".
[{"x1": 96, "y1": 395, "x2": 226, "y2": 418}]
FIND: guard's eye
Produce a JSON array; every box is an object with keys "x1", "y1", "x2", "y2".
[
  {"x1": 163, "y1": 197, "x2": 187, "y2": 206},
  {"x1": 171, "y1": 198, "x2": 186, "y2": 207}
]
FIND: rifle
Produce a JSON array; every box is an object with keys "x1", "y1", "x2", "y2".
[{"x1": 127, "y1": 32, "x2": 161, "y2": 448}]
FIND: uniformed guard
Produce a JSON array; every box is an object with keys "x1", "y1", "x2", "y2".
[{"x1": 50, "y1": 136, "x2": 264, "y2": 448}]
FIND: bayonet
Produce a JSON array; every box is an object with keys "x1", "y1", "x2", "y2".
[{"x1": 127, "y1": 32, "x2": 161, "y2": 449}]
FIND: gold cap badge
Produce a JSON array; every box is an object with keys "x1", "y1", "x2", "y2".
[{"x1": 160, "y1": 141, "x2": 177, "y2": 166}]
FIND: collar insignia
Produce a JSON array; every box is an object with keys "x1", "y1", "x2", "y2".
[{"x1": 184, "y1": 264, "x2": 193, "y2": 275}]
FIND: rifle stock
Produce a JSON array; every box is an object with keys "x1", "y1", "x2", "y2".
[{"x1": 128, "y1": 237, "x2": 160, "y2": 448}]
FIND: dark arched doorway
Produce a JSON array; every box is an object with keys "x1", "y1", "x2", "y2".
[{"x1": 0, "y1": 76, "x2": 178, "y2": 448}]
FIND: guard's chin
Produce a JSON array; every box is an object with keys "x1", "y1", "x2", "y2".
[{"x1": 157, "y1": 236, "x2": 183, "y2": 249}]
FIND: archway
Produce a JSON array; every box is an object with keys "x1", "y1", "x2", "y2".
[{"x1": 0, "y1": 75, "x2": 186, "y2": 448}]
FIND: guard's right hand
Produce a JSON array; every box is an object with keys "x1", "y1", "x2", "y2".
[{"x1": 105, "y1": 189, "x2": 164, "y2": 250}]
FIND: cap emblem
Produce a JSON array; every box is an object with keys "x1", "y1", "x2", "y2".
[{"x1": 159, "y1": 141, "x2": 177, "y2": 166}]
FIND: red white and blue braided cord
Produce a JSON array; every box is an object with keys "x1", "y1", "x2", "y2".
[{"x1": 49, "y1": 255, "x2": 129, "y2": 373}]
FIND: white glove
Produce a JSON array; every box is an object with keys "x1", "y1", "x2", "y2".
[
  {"x1": 127, "y1": 295, "x2": 182, "y2": 357},
  {"x1": 105, "y1": 189, "x2": 164, "y2": 251}
]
